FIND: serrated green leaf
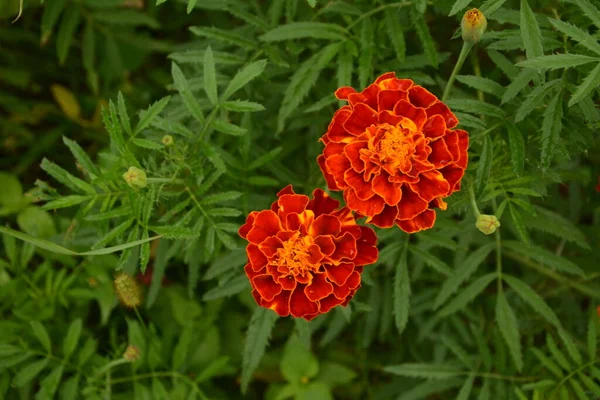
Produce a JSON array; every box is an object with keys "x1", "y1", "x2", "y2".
[
  {"x1": 506, "y1": 240, "x2": 586, "y2": 276},
  {"x1": 260, "y1": 22, "x2": 348, "y2": 42},
  {"x1": 509, "y1": 204, "x2": 531, "y2": 247},
  {"x1": 358, "y1": 18, "x2": 374, "y2": 89},
  {"x1": 148, "y1": 226, "x2": 199, "y2": 239},
  {"x1": 394, "y1": 246, "x2": 410, "y2": 334},
  {"x1": 383, "y1": 363, "x2": 465, "y2": 379},
  {"x1": 558, "y1": 328, "x2": 582, "y2": 365},
  {"x1": 520, "y1": 0, "x2": 543, "y2": 59},
  {"x1": 62, "y1": 136, "x2": 100, "y2": 178},
  {"x1": 40, "y1": 158, "x2": 95, "y2": 195},
  {"x1": 36, "y1": 364, "x2": 64, "y2": 399},
  {"x1": 92, "y1": 219, "x2": 135, "y2": 250},
  {"x1": 171, "y1": 62, "x2": 204, "y2": 123},
  {"x1": 30, "y1": 321, "x2": 51, "y2": 353},
  {"x1": 496, "y1": 290, "x2": 523, "y2": 371},
  {"x1": 439, "y1": 273, "x2": 496, "y2": 316},
  {"x1": 197, "y1": 140, "x2": 226, "y2": 171},
  {"x1": 549, "y1": 18, "x2": 600, "y2": 56},
  {"x1": 456, "y1": 75, "x2": 505, "y2": 98},
  {"x1": 221, "y1": 100, "x2": 265, "y2": 112},
  {"x1": 457, "y1": 375, "x2": 475, "y2": 400},
  {"x1": 241, "y1": 307, "x2": 278, "y2": 393},
  {"x1": 446, "y1": 99, "x2": 505, "y2": 118},
  {"x1": 434, "y1": 243, "x2": 495, "y2": 309},
  {"x1": 63, "y1": 319, "x2": 82, "y2": 359},
  {"x1": 517, "y1": 54, "x2": 600, "y2": 70},
  {"x1": 571, "y1": 0, "x2": 600, "y2": 29},
  {"x1": 248, "y1": 147, "x2": 282, "y2": 170},
  {"x1": 190, "y1": 26, "x2": 258, "y2": 49},
  {"x1": 41, "y1": 195, "x2": 91, "y2": 211},
  {"x1": 506, "y1": 122, "x2": 525, "y2": 176},
  {"x1": 412, "y1": 10, "x2": 438, "y2": 68},
  {"x1": 14, "y1": 358, "x2": 49, "y2": 387},
  {"x1": 117, "y1": 92, "x2": 133, "y2": 136},
  {"x1": 569, "y1": 62, "x2": 600, "y2": 107},
  {"x1": 135, "y1": 96, "x2": 171, "y2": 135},
  {"x1": 56, "y1": 7, "x2": 80, "y2": 65},
  {"x1": 203, "y1": 46, "x2": 218, "y2": 105},
  {"x1": 131, "y1": 138, "x2": 163, "y2": 150},
  {"x1": 546, "y1": 333, "x2": 571, "y2": 370},
  {"x1": 515, "y1": 79, "x2": 561, "y2": 122},
  {"x1": 213, "y1": 120, "x2": 247, "y2": 136},
  {"x1": 502, "y1": 69, "x2": 537, "y2": 104},
  {"x1": 503, "y1": 275, "x2": 561, "y2": 327},
  {"x1": 540, "y1": 90, "x2": 563, "y2": 169},
  {"x1": 385, "y1": 11, "x2": 406, "y2": 64},
  {"x1": 589, "y1": 309, "x2": 598, "y2": 362},
  {"x1": 222, "y1": 60, "x2": 267, "y2": 101},
  {"x1": 449, "y1": 0, "x2": 474, "y2": 16}
]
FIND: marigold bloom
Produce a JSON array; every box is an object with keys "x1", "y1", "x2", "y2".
[
  {"x1": 238, "y1": 185, "x2": 378, "y2": 320},
  {"x1": 318, "y1": 72, "x2": 469, "y2": 233}
]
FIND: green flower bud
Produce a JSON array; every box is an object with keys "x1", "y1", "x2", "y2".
[
  {"x1": 462, "y1": 8, "x2": 487, "y2": 44},
  {"x1": 476, "y1": 214, "x2": 500, "y2": 235},
  {"x1": 162, "y1": 135, "x2": 174, "y2": 146},
  {"x1": 123, "y1": 167, "x2": 147, "y2": 189}
]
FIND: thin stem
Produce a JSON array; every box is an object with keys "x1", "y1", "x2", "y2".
[
  {"x1": 492, "y1": 199, "x2": 502, "y2": 287},
  {"x1": 468, "y1": 184, "x2": 481, "y2": 218},
  {"x1": 345, "y1": 2, "x2": 413, "y2": 31},
  {"x1": 442, "y1": 42, "x2": 474, "y2": 103},
  {"x1": 552, "y1": 359, "x2": 600, "y2": 397},
  {"x1": 133, "y1": 307, "x2": 149, "y2": 337}
]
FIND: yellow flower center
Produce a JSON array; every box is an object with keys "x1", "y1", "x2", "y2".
[
  {"x1": 464, "y1": 9, "x2": 484, "y2": 27},
  {"x1": 274, "y1": 235, "x2": 316, "y2": 276}
]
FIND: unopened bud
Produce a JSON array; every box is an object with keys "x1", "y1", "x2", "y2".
[
  {"x1": 123, "y1": 167, "x2": 147, "y2": 189},
  {"x1": 123, "y1": 345, "x2": 140, "y2": 362},
  {"x1": 462, "y1": 8, "x2": 487, "y2": 44},
  {"x1": 476, "y1": 214, "x2": 500, "y2": 235},
  {"x1": 162, "y1": 135, "x2": 174, "y2": 146},
  {"x1": 114, "y1": 273, "x2": 142, "y2": 308}
]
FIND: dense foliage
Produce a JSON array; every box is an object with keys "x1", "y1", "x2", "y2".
[{"x1": 1, "y1": 0, "x2": 599, "y2": 399}]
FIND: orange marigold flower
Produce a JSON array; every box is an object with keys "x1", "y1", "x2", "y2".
[
  {"x1": 318, "y1": 72, "x2": 469, "y2": 233},
  {"x1": 238, "y1": 185, "x2": 378, "y2": 321}
]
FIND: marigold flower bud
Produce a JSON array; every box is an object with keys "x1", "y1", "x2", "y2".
[
  {"x1": 123, "y1": 166, "x2": 147, "y2": 189},
  {"x1": 123, "y1": 345, "x2": 140, "y2": 362},
  {"x1": 162, "y1": 135, "x2": 174, "y2": 146},
  {"x1": 114, "y1": 273, "x2": 142, "y2": 308},
  {"x1": 462, "y1": 8, "x2": 487, "y2": 44},
  {"x1": 476, "y1": 214, "x2": 500, "y2": 235}
]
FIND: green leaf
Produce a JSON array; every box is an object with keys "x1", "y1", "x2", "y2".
[
  {"x1": 260, "y1": 22, "x2": 348, "y2": 42},
  {"x1": 40, "y1": 158, "x2": 95, "y2": 195},
  {"x1": 496, "y1": 290, "x2": 523, "y2": 371},
  {"x1": 569, "y1": 62, "x2": 600, "y2": 107},
  {"x1": 502, "y1": 69, "x2": 537, "y2": 104},
  {"x1": 520, "y1": 0, "x2": 543, "y2": 59},
  {"x1": 316, "y1": 362, "x2": 357, "y2": 388},
  {"x1": 549, "y1": 18, "x2": 600, "y2": 56},
  {"x1": 449, "y1": 0, "x2": 474, "y2": 16},
  {"x1": 475, "y1": 135, "x2": 493, "y2": 198},
  {"x1": 281, "y1": 335, "x2": 319, "y2": 384},
  {"x1": 524, "y1": 206, "x2": 589, "y2": 249},
  {"x1": 171, "y1": 62, "x2": 204, "y2": 123},
  {"x1": 503, "y1": 275, "x2": 561, "y2": 327},
  {"x1": 241, "y1": 307, "x2": 278, "y2": 393},
  {"x1": 56, "y1": 7, "x2": 80, "y2": 65},
  {"x1": 190, "y1": 26, "x2": 258, "y2": 49},
  {"x1": 202, "y1": 274, "x2": 249, "y2": 301},
  {"x1": 412, "y1": 10, "x2": 438, "y2": 68},
  {"x1": 383, "y1": 363, "x2": 465, "y2": 379},
  {"x1": 92, "y1": 10, "x2": 159, "y2": 28},
  {"x1": 506, "y1": 122, "x2": 525, "y2": 176},
  {"x1": 504, "y1": 240, "x2": 585, "y2": 276},
  {"x1": 221, "y1": 100, "x2": 265, "y2": 112},
  {"x1": 337, "y1": 43, "x2": 353, "y2": 88},
  {"x1": 117, "y1": 92, "x2": 133, "y2": 136},
  {"x1": 200, "y1": 191, "x2": 241, "y2": 206},
  {"x1": 41, "y1": 0, "x2": 67, "y2": 41},
  {"x1": 187, "y1": 0, "x2": 198, "y2": 13},
  {"x1": 514, "y1": 78, "x2": 561, "y2": 122},
  {"x1": 13, "y1": 358, "x2": 49, "y2": 387},
  {"x1": 393, "y1": 246, "x2": 410, "y2": 334},
  {"x1": 571, "y1": 0, "x2": 600, "y2": 29},
  {"x1": 248, "y1": 147, "x2": 282, "y2": 170},
  {"x1": 203, "y1": 46, "x2": 218, "y2": 105},
  {"x1": 195, "y1": 356, "x2": 230, "y2": 383},
  {"x1": 557, "y1": 328, "x2": 582, "y2": 365},
  {"x1": 532, "y1": 348, "x2": 563, "y2": 378},
  {"x1": 306, "y1": 0, "x2": 317, "y2": 7},
  {"x1": 135, "y1": 96, "x2": 171, "y2": 135},
  {"x1": 589, "y1": 308, "x2": 597, "y2": 361},
  {"x1": 358, "y1": 18, "x2": 374, "y2": 88},
  {"x1": 439, "y1": 273, "x2": 496, "y2": 316},
  {"x1": 434, "y1": 243, "x2": 495, "y2": 309},
  {"x1": 148, "y1": 226, "x2": 199, "y2": 239},
  {"x1": 216, "y1": 229, "x2": 238, "y2": 250},
  {"x1": 222, "y1": 60, "x2": 267, "y2": 101},
  {"x1": 457, "y1": 375, "x2": 475, "y2": 400},
  {"x1": 197, "y1": 140, "x2": 226, "y2": 171},
  {"x1": 0, "y1": 225, "x2": 159, "y2": 257},
  {"x1": 278, "y1": 43, "x2": 340, "y2": 132},
  {"x1": 92, "y1": 219, "x2": 135, "y2": 250},
  {"x1": 213, "y1": 120, "x2": 247, "y2": 136},
  {"x1": 414, "y1": 0, "x2": 427, "y2": 14},
  {"x1": 131, "y1": 138, "x2": 163, "y2": 150},
  {"x1": 446, "y1": 99, "x2": 505, "y2": 118},
  {"x1": 456, "y1": 75, "x2": 505, "y2": 98},
  {"x1": 63, "y1": 319, "x2": 82, "y2": 359},
  {"x1": 62, "y1": 136, "x2": 100, "y2": 178},
  {"x1": 517, "y1": 54, "x2": 600, "y2": 70},
  {"x1": 509, "y1": 204, "x2": 531, "y2": 247},
  {"x1": 546, "y1": 333, "x2": 571, "y2": 370},
  {"x1": 409, "y1": 246, "x2": 452, "y2": 275},
  {"x1": 30, "y1": 321, "x2": 52, "y2": 353},
  {"x1": 540, "y1": 90, "x2": 564, "y2": 169},
  {"x1": 36, "y1": 364, "x2": 64, "y2": 399},
  {"x1": 384, "y1": 11, "x2": 406, "y2": 64},
  {"x1": 41, "y1": 195, "x2": 91, "y2": 211}
]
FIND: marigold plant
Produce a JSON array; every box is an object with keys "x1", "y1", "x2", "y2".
[
  {"x1": 238, "y1": 186, "x2": 378, "y2": 320},
  {"x1": 318, "y1": 72, "x2": 468, "y2": 233}
]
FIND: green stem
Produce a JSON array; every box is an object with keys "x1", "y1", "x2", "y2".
[
  {"x1": 468, "y1": 184, "x2": 481, "y2": 218},
  {"x1": 442, "y1": 42, "x2": 474, "y2": 103},
  {"x1": 492, "y1": 199, "x2": 502, "y2": 286},
  {"x1": 346, "y1": 1, "x2": 414, "y2": 31}
]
